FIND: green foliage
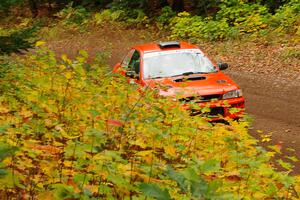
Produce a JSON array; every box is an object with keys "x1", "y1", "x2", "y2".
[
  {"x1": 0, "y1": 0, "x2": 22, "y2": 12},
  {"x1": 268, "y1": 0, "x2": 300, "y2": 34},
  {"x1": 108, "y1": 0, "x2": 148, "y2": 11},
  {"x1": 94, "y1": 9, "x2": 149, "y2": 27},
  {"x1": 169, "y1": 12, "x2": 235, "y2": 41},
  {"x1": 216, "y1": 3, "x2": 270, "y2": 34},
  {"x1": 0, "y1": 24, "x2": 39, "y2": 55},
  {"x1": 140, "y1": 183, "x2": 171, "y2": 200},
  {"x1": 1, "y1": 0, "x2": 299, "y2": 41},
  {"x1": 0, "y1": 47, "x2": 299, "y2": 199},
  {"x1": 280, "y1": 46, "x2": 300, "y2": 59},
  {"x1": 169, "y1": 1, "x2": 300, "y2": 41},
  {"x1": 156, "y1": 6, "x2": 176, "y2": 29},
  {"x1": 55, "y1": 4, "x2": 91, "y2": 26}
]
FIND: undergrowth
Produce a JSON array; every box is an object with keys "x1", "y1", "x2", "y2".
[
  {"x1": 168, "y1": 0, "x2": 300, "y2": 41},
  {"x1": 0, "y1": 45, "x2": 299, "y2": 199}
]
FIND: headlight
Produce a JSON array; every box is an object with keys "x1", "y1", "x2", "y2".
[{"x1": 223, "y1": 89, "x2": 243, "y2": 99}]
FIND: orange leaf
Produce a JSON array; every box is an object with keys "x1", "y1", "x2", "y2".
[{"x1": 106, "y1": 119, "x2": 123, "y2": 127}]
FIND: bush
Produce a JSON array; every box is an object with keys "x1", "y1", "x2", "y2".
[
  {"x1": 0, "y1": 24, "x2": 39, "y2": 55},
  {"x1": 216, "y1": 3, "x2": 270, "y2": 34},
  {"x1": 55, "y1": 4, "x2": 91, "y2": 26},
  {"x1": 169, "y1": 12, "x2": 235, "y2": 41},
  {"x1": 94, "y1": 8, "x2": 149, "y2": 27},
  {"x1": 168, "y1": 1, "x2": 300, "y2": 41},
  {"x1": 0, "y1": 0, "x2": 22, "y2": 13},
  {"x1": 0, "y1": 47, "x2": 299, "y2": 199},
  {"x1": 156, "y1": 6, "x2": 176, "y2": 29},
  {"x1": 269, "y1": 0, "x2": 300, "y2": 34}
]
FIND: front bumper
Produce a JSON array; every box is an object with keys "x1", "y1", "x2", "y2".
[{"x1": 183, "y1": 97, "x2": 245, "y2": 120}]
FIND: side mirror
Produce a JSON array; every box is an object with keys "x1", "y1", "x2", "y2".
[
  {"x1": 218, "y1": 63, "x2": 229, "y2": 70},
  {"x1": 126, "y1": 71, "x2": 139, "y2": 79}
]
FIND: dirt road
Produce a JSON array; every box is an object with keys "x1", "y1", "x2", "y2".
[{"x1": 227, "y1": 71, "x2": 300, "y2": 174}]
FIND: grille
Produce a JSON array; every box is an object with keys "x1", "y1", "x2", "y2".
[
  {"x1": 180, "y1": 94, "x2": 221, "y2": 103},
  {"x1": 191, "y1": 107, "x2": 224, "y2": 117},
  {"x1": 209, "y1": 107, "x2": 224, "y2": 116}
]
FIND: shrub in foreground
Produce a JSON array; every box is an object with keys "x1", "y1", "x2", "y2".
[{"x1": 0, "y1": 47, "x2": 299, "y2": 199}]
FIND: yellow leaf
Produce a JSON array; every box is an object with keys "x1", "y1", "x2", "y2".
[
  {"x1": 165, "y1": 145, "x2": 176, "y2": 156},
  {"x1": 64, "y1": 160, "x2": 73, "y2": 168},
  {"x1": 58, "y1": 64, "x2": 66, "y2": 70},
  {"x1": 37, "y1": 191, "x2": 54, "y2": 200},
  {"x1": 85, "y1": 185, "x2": 99, "y2": 194},
  {"x1": 0, "y1": 105, "x2": 10, "y2": 114},
  {"x1": 61, "y1": 54, "x2": 71, "y2": 64},
  {"x1": 45, "y1": 119, "x2": 52, "y2": 127},
  {"x1": 20, "y1": 108, "x2": 33, "y2": 118},
  {"x1": 295, "y1": 176, "x2": 300, "y2": 197},
  {"x1": 65, "y1": 71, "x2": 73, "y2": 80},
  {"x1": 137, "y1": 150, "x2": 153, "y2": 164},
  {"x1": 79, "y1": 50, "x2": 88, "y2": 58},
  {"x1": 35, "y1": 41, "x2": 46, "y2": 47},
  {"x1": 262, "y1": 137, "x2": 271, "y2": 142}
]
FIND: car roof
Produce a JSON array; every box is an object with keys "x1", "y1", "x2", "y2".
[{"x1": 133, "y1": 41, "x2": 199, "y2": 53}]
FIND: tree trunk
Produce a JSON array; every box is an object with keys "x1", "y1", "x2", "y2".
[
  {"x1": 171, "y1": 0, "x2": 184, "y2": 12},
  {"x1": 166, "y1": 0, "x2": 197, "y2": 12},
  {"x1": 28, "y1": 0, "x2": 38, "y2": 18},
  {"x1": 183, "y1": 0, "x2": 195, "y2": 12}
]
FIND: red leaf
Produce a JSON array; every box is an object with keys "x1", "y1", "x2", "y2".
[
  {"x1": 226, "y1": 175, "x2": 241, "y2": 182},
  {"x1": 106, "y1": 119, "x2": 123, "y2": 127}
]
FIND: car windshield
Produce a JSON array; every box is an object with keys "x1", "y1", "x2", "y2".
[{"x1": 143, "y1": 49, "x2": 217, "y2": 79}]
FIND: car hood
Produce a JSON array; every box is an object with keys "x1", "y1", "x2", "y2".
[{"x1": 144, "y1": 72, "x2": 240, "y2": 98}]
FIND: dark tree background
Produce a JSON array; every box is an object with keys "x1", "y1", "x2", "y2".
[
  {"x1": 0, "y1": 0, "x2": 294, "y2": 55},
  {"x1": 0, "y1": 0, "x2": 292, "y2": 17}
]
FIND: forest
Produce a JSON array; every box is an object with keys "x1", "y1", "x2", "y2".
[
  {"x1": 0, "y1": 0, "x2": 300, "y2": 199},
  {"x1": 1, "y1": 0, "x2": 299, "y2": 53}
]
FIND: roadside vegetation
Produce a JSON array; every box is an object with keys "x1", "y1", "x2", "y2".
[{"x1": 1, "y1": 0, "x2": 300, "y2": 199}]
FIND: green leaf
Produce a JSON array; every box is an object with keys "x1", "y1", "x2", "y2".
[
  {"x1": 153, "y1": 106, "x2": 166, "y2": 117},
  {"x1": 79, "y1": 50, "x2": 89, "y2": 58},
  {"x1": 89, "y1": 109, "x2": 99, "y2": 118},
  {"x1": 201, "y1": 159, "x2": 220, "y2": 173},
  {"x1": 191, "y1": 179, "x2": 208, "y2": 198},
  {"x1": 0, "y1": 142, "x2": 18, "y2": 161},
  {"x1": 52, "y1": 184, "x2": 80, "y2": 200},
  {"x1": 0, "y1": 169, "x2": 7, "y2": 178},
  {"x1": 165, "y1": 166, "x2": 188, "y2": 192},
  {"x1": 201, "y1": 106, "x2": 210, "y2": 113},
  {"x1": 139, "y1": 183, "x2": 171, "y2": 200},
  {"x1": 277, "y1": 159, "x2": 293, "y2": 171},
  {"x1": 0, "y1": 124, "x2": 10, "y2": 134},
  {"x1": 107, "y1": 175, "x2": 129, "y2": 187},
  {"x1": 265, "y1": 183, "x2": 277, "y2": 195},
  {"x1": 285, "y1": 156, "x2": 298, "y2": 162},
  {"x1": 182, "y1": 167, "x2": 198, "y2": 182}
]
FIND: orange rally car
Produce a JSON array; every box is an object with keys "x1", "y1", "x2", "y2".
[{"x1": 113, "y1": 41, "x2": 245, "y2": 120}]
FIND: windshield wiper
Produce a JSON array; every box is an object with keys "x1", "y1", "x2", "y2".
[
  {"x1": 152, "y1": 76, "x2": 164, "y2": 79},
  {"x1": 151, "y1": 71, "x2": 215, "y2": 79},
  {"x1": 171, "y1": 71, "x2": 208, "y2": 77}
]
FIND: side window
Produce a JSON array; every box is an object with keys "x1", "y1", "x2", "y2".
[
  {"x1": 128, "y1": 50, "x2": 140, "y2": 74},
  {"x1": 121, "y1": 49, "x2": 135, "y2": 69}
]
